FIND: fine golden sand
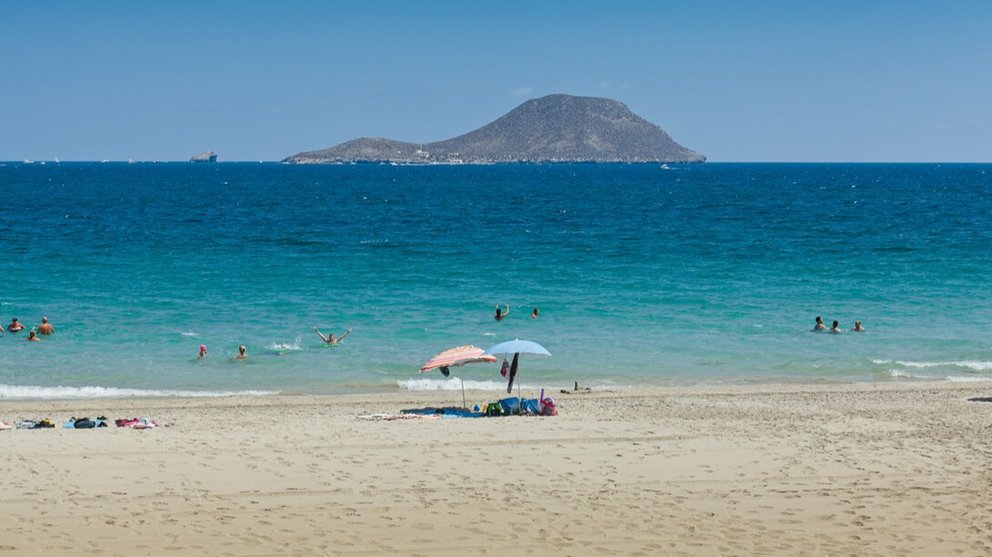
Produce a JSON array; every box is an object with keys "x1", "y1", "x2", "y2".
[{"x1": 2, "y1": 382, "x2": 991, "y2": 556}]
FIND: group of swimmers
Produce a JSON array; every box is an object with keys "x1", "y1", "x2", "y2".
[
  {"x1": 0, "y1": 317, "x2": 55, "y2": 341},
  {"x1": 495, "y1": 305, "x2": 540, "y2": 321},
  {"x1": 196, "y1": 325, "x2": 353, "y2": 361},
  {"x1": 813, "y1": 316, "x2": 865, "y2": 334}
]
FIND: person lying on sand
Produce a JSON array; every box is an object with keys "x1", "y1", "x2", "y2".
[{"x1": 313, "y1": 326, "x2": 351, "y2": 345}]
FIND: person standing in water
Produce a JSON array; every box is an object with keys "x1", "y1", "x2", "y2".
[
  {"x1": 7, "y1": 318, "x2": 25, "y2": 333},
  {"x1": 813, "y1": 316, "x2": 826, "y2": 332},
  {"x1": 37, "y1": 317, "x2": 54, "y2": 335},
  {"x1": 236, "y1": 345, "x2": 247, "y2": 360},
  {"x1": 199, "y1": 344, "x2": 207, "y2": 358},
  {"x1": 530, "y1": 308, "x2": 540, "y2": 319},
  {"x1": 830, "y1": 320, "x2": 843, "y2": 334},
  {"x1": 26, "y1": 329, "x2": 41, "y2": 342},
  {"x1": 313, "y1": 326, "x2": 352, "y2": 345},
  {"x1": 853, "y1": 320, "x2": 866, "y2": 332},
  {"x1": 495, "y1": 304, "x2": 510, "y2": 321}
]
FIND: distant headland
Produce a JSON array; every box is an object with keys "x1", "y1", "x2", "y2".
[
  {"x1": 190, "y1": 150, "x2": 218, "y2": 163},
  {"x1": 283, "y1": 94, "x2": 705, "y2": 164}
]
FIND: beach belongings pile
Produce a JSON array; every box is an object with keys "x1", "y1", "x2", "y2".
[
  {"x1": 13, "y1": 419, "x2": 56, "y2": 429},
  {"x1": 0, "y1": 417, "x2": 159, "y2": 430},
  {"x1": 484, "y1": 396, "x2": 557, "y2": 416},
  {"x1": 359, "y1": 396, "x2": 557, "y2": 421}
]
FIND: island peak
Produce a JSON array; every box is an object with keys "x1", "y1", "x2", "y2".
[{"x1": 284, "y1": 94, "x2": 704, "y2": 164}]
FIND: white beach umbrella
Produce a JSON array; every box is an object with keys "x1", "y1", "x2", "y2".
[{"x1": 485, "y1": 339, "x2": 552, "y2": 410}]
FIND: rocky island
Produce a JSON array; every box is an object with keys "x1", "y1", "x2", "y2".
[{"x1": 283, "y1": 94, "x2": 704, "y2": 164}]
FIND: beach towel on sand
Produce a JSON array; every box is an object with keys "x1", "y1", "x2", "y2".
[{"x1": 115, "y1": 418, "x2": 157, "y2": 429}]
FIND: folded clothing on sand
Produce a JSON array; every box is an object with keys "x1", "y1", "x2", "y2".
[{"x1": 15, "y1": 419, "x2": 56, "y2": 429}]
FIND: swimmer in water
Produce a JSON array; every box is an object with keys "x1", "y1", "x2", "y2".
[
  {"x1": 495, "y1": 304, "x2": 510, "y2": 321},
  {"x1": 199, "y1": 344, "x2": 207, "y2": 358},
  {"x1": 27, "y1": 329, "x2": 41, "y2": 342},
  {"x1": 531, "y1": 307, "x2": 540, "y2": 319},
  {"x1": 813, "y1": 316, "x2": 826, "y2": 332},
  {"x1": 7, "y1": 318, "x2": 25, "y2": 333},
  {"x1": 313, "y1": 326, "x2": 352, "y2": 345},
  {"x1": 38, "y1": 317, "x2": 54, "y2": 335},
  {"x1": 853, "y1": 320, "x2": 865, "y2": 332},
  {"x1": 236, "y1": 345, "x2": 247, "y2": 360},
  {"x1": 830, "y1": 320, "x2": 843, "y2": 334}
]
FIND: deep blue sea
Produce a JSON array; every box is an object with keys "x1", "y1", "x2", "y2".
[{"x1": 1, "y1": 162, "x2": 991, "y2": 399}]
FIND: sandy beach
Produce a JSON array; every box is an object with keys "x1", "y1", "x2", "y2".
[{"x1": 2, "y1": 382, "x2": 991, "y2": 556}]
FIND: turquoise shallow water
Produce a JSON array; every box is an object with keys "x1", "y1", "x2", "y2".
[{"x1": 1, "y1": 162, "x2": 991, "y2": 398}]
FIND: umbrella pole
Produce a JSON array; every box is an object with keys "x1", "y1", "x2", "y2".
[
  {"x1": 518, "y1": 380, "x2": 522, "y2": 415},
  {"x1": 461, "y1": 377, "x2": 466, "y2": 409}
]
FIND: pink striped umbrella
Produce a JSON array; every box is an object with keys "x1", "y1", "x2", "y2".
[
  {"x1": 420, "y1": 345, "x2": 497, "y2": 409},
  {"x1": 420, "y1": 345, "x2": 497, "y2": 373}
]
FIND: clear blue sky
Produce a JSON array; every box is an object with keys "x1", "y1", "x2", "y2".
[{"x1": 2, "y1": 1, "x2": 990, "y2": 162}]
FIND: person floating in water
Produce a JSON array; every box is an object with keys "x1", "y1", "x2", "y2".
[
  {"x1": 313, "y1": 326, "x2": 352, "y2": 345},
  {"x1": 830, "y1": 320, "x2": 843, "y2": 334},
  {"x1": 37, "y1": 317, "x2": 54, "y2": 335},
  {"x1": 199, "y1": 344, "x2": 207, "y2": 358},
  {"x1": 236, "y1": 345, "x2": 247, "y2": 360},
  {"x1": 812, "y1": 316, "x2": 826, "y2": 332},
  {"x1": 26, "y1": 329, "x2": 41, "y2": 342},
  {"x1": 853, "y1": 320, "x2": 865, "y2": 332},
  {"x1": 8, "y1": 318, "x2": 25, "y2": 333},
  {"x1": 495, "y1": 304, "x2": 510, "y2": 321},
  {"x1": 530, "y1": 308, "x2": 540, "y2": 319}
]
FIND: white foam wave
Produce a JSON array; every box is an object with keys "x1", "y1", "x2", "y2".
[
  {"x1": 397, "y1": 377, "x2": 516, "y2": 391},
  {"x1": 893, "y1": 360, "x2": 992, "y2": 371},
  {"x1": 180, "y1": 331, "x2": 198, "y2": 337},
  {"x1": 888, "y1": 369, "x2": 934, "y2": 380},
  {"x1": 946, "y1": 376, "x2": 992, "y2": 383},
  {"x1": 0, "y1": 384, "x2": 278, "y2": 400},
  {"x1": 268, "y1": 335, "x2": 302, "y2": 351}
]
